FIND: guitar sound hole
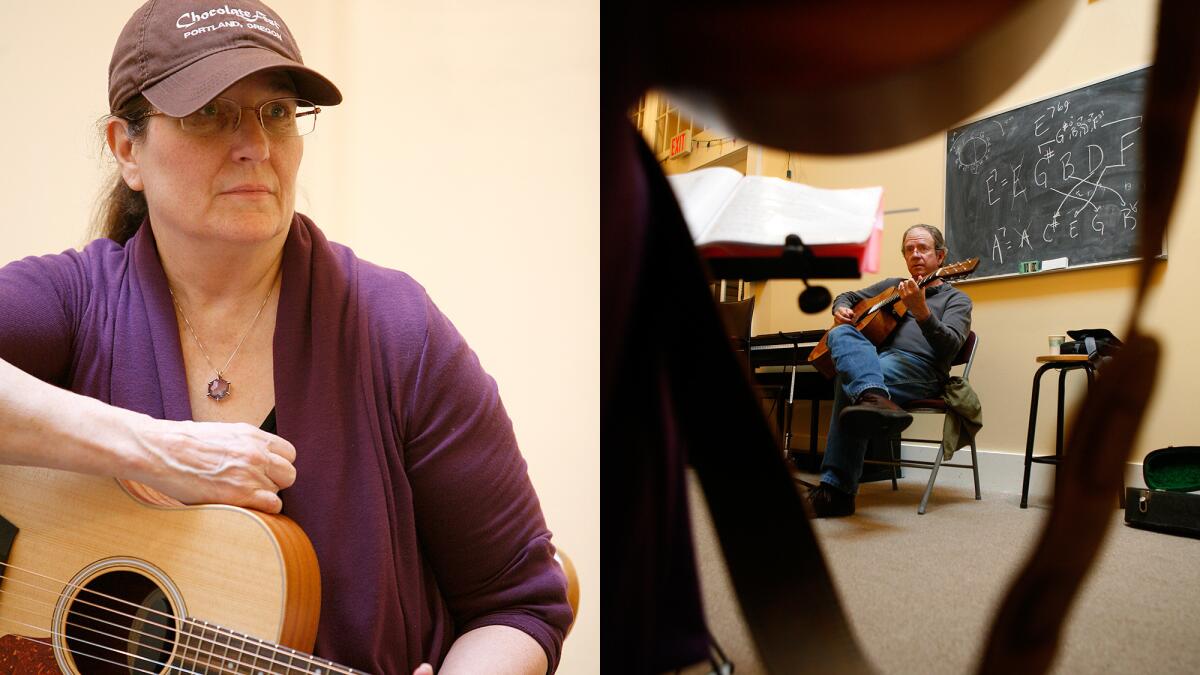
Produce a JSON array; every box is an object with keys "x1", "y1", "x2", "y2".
[{"x1": 63, "y1": 570, "x2": 176, "y2": 674}]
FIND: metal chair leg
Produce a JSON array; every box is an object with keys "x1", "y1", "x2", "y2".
[
  {"x1": 888, "y1": 437, "x2": 899, "y2": 491},
  {"x1": 918, "y1": 443, "x2": 947, "y2": 515},
  {"x1": 969, "y1": 441, "x2": 981, "y2": 500}
]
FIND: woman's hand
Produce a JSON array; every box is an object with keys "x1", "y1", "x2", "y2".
[
  {"x1": 127, "y1": 417, "x2": 297, "y2": 513},
  {"x1": 413, "y1": 664, "x2": 434, "y2": 675},
  {"x1": 0, "y1": 358, "x2": 295, "y2": 514}
]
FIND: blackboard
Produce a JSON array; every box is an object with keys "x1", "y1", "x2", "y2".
[{"x1": 945, "y1": 68, "x2": 1160, "y2": 281}]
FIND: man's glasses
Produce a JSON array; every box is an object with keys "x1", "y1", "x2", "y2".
[{"x1": 143, "y1": 97, "x2": 320, "y2": 137}]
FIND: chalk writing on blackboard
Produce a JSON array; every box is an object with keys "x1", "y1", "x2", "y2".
[{"x1": 944, "y1": 68, "x2": 1159, "y2": 281}]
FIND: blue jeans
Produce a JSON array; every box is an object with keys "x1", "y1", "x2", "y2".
[{"x1": 820, "y1": 325, "x2": 943, "y2": 494}]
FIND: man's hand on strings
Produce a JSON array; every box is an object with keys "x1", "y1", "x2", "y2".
[{"x1": 898, "y1": 278, "x2": 931, "y2": 321}]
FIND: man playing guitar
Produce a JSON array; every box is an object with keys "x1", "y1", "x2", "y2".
[{"x1": 808, "y1": 224, "x2": 973, "y2": 518}]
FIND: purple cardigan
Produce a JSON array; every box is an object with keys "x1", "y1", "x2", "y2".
[{"x1": 0, "y1": 215, "x2": 571, "y2": 673}]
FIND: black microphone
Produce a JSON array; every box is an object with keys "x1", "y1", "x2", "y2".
[
  {"x1": 780, "y1": 234, "x2": 832, "y2": 313},
  {"x1": 798, "y1": 284, "x2": 832, "y2": 314}
]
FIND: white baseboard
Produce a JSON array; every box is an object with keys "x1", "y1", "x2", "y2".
[
  {"x1": 894, "y1": 442, "x2": 1144, "y2": 506},
  {"x1": 793, "y1": 435, "x2": 1144, "y2": 506}
]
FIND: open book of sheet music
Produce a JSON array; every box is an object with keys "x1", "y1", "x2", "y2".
[{"x1": 666, "y1": 167, "x2": 884, "y2": 273}]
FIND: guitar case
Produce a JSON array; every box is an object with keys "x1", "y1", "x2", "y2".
[
  {"x1": 1125, "y1": 488, "x2": 1200, "y2": 538},
  {"x1": 1124, "y1": 446, "x2": 1200, "y2": 539}
]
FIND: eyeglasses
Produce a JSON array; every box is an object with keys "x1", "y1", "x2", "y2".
[{"x1": 142, "y1": 97, "x2": 320, "y2": 137}]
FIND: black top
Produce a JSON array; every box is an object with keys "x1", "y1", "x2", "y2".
[{"x1": 260, "y1": 407, "x2": 277, "y2": 434}]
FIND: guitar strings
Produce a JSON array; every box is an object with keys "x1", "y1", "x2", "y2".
[
  {"x1": 0, "y1": 555, "x2": 361, "y2": 675},
  {"x1": 1, "y1": 586, "x2": 300, "y2": 675},
  {"x1": 1, "y1": 594, "x2": 349, "y2": 675},
  {"x1": 0, "y1": 590, "x2": 350, "y2": 675},
  {"x1": 0, "y1": 583, "x2": 245, "y2": 673},
  {"x1": 0, "y1": 578, "x2": 322, "y2": 675},
  {"x1": 4, "y1": 621, "x2": 194, "y2": 675},
  {"x1": 0, "y1": 561, "x2": 359, "y2": 674},
  {"x1": 10, "y1": 618, "x2": 321, "y2": 675}
]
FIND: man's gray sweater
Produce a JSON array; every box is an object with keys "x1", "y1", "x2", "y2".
[{"x1": 831, "y1": 278, "x2": 973, "y2": 376}]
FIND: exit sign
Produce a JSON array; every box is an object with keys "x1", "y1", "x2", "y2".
[{"x1": 669, "y1": 129, "x2": 692, "y2": 158}]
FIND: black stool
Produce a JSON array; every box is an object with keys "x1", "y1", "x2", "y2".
[{"x1": 1020, "y1": 355, "x2": 1122, "y2": 509}]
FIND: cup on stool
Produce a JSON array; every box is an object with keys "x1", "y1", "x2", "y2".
[{"x1": 1048, "y1": 334, "x2": 1066, "y2": 355}]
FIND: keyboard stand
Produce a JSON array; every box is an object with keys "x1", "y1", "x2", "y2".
[{"x1": 748, "y1": 330, "x2": 831, "y2": 470}]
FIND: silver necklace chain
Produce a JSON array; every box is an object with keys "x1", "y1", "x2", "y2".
[{"x1": 168, "y1": 282, "x2": 275, "y2": 393}]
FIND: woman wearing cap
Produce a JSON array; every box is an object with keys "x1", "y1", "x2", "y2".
[{"x1": 0, "y1": 1, "x2": 570, "y2": 673}]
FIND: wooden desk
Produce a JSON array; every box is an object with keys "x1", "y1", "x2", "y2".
[{"x1": 1036, "y1": 354, "x2": 1089, "y2": 363}]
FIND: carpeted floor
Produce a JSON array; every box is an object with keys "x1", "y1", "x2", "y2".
[{"x1": 683, "y1": 469, "x2": 1200, "y2": 674}]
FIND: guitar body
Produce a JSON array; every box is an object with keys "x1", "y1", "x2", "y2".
[
  {"x1": 852, "y1": 291, "x2": 906, "y2": 346},
  {"x1": 806, "y1": 259, "x2": 980, "y2": 379},
  {"x1": 0, "y1": 465, "x2": 327, "y2": 674},
  {"x1": 807, "y1": 289, "x2": 906, "y2": 378}
]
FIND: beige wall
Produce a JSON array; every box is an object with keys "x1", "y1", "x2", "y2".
[
  {"x1": 749, "y1": 0, "x2": 1193, "y2": 464},
  {"x1": 0, "y1": 1, "x2": 598, "y2": 672}
]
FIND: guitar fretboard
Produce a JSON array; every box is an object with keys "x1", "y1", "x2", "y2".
[{"x1": 177, "y1": 619, "x2": 368, "y2": 675}]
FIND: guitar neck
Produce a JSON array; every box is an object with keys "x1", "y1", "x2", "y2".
[
  {"x1": 177, "y1": 618, "x2": 366, "y2": 674},
  {"x1": 862, "y1": 264, "x2": 972, "y2": 319},
  {"x1": 862, "y1": 275, "x2": 933, "y2": 317}
]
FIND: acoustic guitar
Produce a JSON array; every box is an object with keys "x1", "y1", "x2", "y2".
[
  {"x1": 0, "y1": 464, "x2": 365, "y2": 674},
  {"x1": 806, "y1": 258, "x2": 980, "y2": 378}
]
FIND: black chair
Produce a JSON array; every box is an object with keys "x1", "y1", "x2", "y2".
[
  {"x1": 864, "y1": 331, "x2": 981, "y2": 514},
  {"x1": 715, "y1": 297, "x2": 755, "y2": 354}
]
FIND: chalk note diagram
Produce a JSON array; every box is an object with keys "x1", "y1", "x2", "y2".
[{"x1": 944, "y1": 68, "x2": 1157, "y2": 281}]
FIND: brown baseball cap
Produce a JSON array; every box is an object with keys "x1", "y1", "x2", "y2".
[{"x1": 109, "y1": 0, "x2": 342, "y2": 116}]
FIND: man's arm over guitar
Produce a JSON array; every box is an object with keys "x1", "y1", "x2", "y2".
[
  {"x1": 915, "y1": 289, "x2": 973, "y2": 361},
  {"x1": 831, "y1": 278, "x2": 902, "y2": 322}
]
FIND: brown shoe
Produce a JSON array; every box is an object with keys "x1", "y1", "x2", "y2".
[
  {"x1": 806, "y1": 482, "x2": 856, "y2": 518},
  {"x1": 840, "y1": 390, "x2": 913, "y2": 438}
]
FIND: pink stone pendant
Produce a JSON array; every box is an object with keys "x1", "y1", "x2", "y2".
[{"x1": 207, "y1": 376, "x2": 232, "y2": 401}]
